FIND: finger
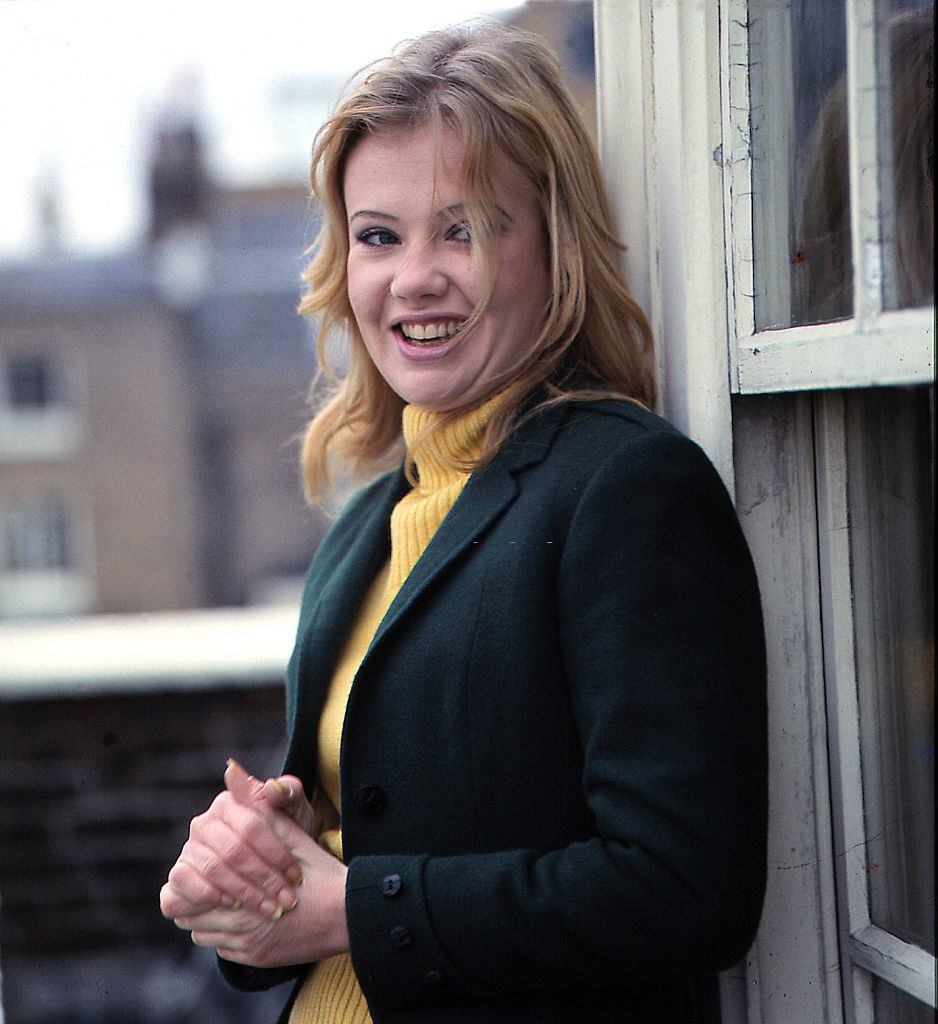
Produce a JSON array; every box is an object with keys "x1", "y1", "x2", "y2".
[
  {"x1": 174, "y1": 838, "x2": 295, "y2": 919},
  {"x1": 262, "y1": 775, "x2": 294, "y2": 806},
  {"x1": 174, "y1": 904, "x2": 275, "y2": 933},
  {"x1": 224, "y1": 758, "x2": 265, "y2": 807},
  {"x1": 192, "y1": 928, "x2": 245, "y2": 949},
  {"x1": 216, "y1": 946, "x2": 250, "y2": 964},
  {"x1": 218, "y1": 769, "x2": 306, "y2": 886},
  {"x1": 194, "y1": 814, "x2": 298, "y2": 899},
  {"x1": 166, "y1": 856, "x2": 244, "y2": 915},
  {"x1": 262, "y1": 775, "x2": 314, "y2": 834},
  {"x1": 162, "y1": 846, "x2": 239, "y2": 915},
  {"x1": 160, "y1": 878, "x2": 233, "y2": 920},
  {"x1": 192, "y1": 795, "x2": 304, "y2": 888},
  {"x1": 254, "y1": 800, "x2": 325, "y2": 854}
]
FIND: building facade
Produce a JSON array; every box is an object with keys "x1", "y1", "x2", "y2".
[{"x1": 0, "y1": 182, "x2": 328, "y2": 619}]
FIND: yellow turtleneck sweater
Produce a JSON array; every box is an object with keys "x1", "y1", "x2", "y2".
[{"x1": 289, "y1": 394, "x2": 501, "y2": 1024}]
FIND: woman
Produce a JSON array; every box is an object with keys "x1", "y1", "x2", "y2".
[{"x1": 161, "y1": 22, "x2": 767, "y2": 1024}]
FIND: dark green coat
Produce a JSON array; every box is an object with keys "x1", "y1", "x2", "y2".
[{"x1": 222, "y1": 399, "x2": 767, "y2": 1024}]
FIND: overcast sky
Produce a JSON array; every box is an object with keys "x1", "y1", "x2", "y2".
[{"x1": 0, "y1": 0, "x2": 519, "y2": 258}]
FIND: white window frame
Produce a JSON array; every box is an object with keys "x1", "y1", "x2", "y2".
[
  {"x1": 594, "y1": 1, "x2": 935, "y2": 1021},
  {"x1": 721, "y1": 0, "x2": 934, "y2": 393}
]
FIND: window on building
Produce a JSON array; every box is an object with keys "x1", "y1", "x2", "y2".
[
  {"x1": 1, "y1": 498, "x2": 72, "y2": 572},
  {"x1": 0, "y1": 495, "x2": 91, "y2": 617},
  {"x1": 0, "y1": 350, "x2": 80, "y2": 461},
  {"x1": 729, "y1": 0, "x2": 935, "y2": 1018},
  {"x1": 3, "y1": 354, "x2": 63, "y2": 410}
]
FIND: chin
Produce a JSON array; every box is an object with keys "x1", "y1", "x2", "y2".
[{"x1": 392, "y1": 375, "x2": 472, "y2": 412}]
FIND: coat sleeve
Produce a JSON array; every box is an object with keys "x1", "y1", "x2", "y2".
[{"x1": 343, "y1": 430, "x2": 767, "y2": 1010}]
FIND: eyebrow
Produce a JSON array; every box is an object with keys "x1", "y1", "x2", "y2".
[
  {"x1": 348, "y1": 203, "x2": 516, "y2": 226},
  {"x1": 348, "y1": 209, "x2": 399, "y2": 225},
  {"x1": 442, "y1": 202, "x2": 515, "y2": 225}
]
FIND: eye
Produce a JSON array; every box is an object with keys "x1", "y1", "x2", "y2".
[
  {"x1": 356, "y1": 227, "x2": 399, "y2": 248},
  {"x1": 445, "y1": 220, "x2": 471, "y2": 243}
]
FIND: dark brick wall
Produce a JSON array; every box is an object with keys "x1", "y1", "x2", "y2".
[{"x1": 0, "y1": 683, "x2": 292, "y2": 1022}]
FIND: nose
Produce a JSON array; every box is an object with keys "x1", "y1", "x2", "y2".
[{"x1": 389, "y1": 241, "x2": 447, "y2": 300}]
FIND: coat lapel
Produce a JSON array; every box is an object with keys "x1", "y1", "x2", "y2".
[
  {"x1": 367, "y1": 465, "x2": 517, "y2": 655},
  {"x1": 284, "y1": 469, "x2": 407, "y2": 776},
  {"x1": 367, "y1": 402, "x2": 565, "y2": 658}
]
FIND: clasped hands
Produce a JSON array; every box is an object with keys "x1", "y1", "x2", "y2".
[{"x1": 160, "y1": 759, "x2": 349, "y2": 968}]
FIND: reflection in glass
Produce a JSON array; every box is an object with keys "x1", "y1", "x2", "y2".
[
  {"x1": 749, "y1": 0, "x2": 853, "y2": 329},
  {"x1": 790, "y1": 3, "x2": 855, "y2": 326},
  {"x1": 879, "y1": 1, "x2": 934, "y2": 310},
  {"x1": 845, "y1": 386, "x2": 935, "y2": 955}
]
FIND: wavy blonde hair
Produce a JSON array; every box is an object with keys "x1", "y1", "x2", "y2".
[{"x1": 299, "y1": 21, "x2": 655, "y2": 502}]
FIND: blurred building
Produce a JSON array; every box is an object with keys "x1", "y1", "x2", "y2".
[
  {"x1": 507, "y1": 0, "x2": 597, "y2": 135},
  {"x1": 0, "y1": 126, "x2": 328, "y2": 620},
  {"x1": 0, "y1": 259, "x2": 200, "y2": 617}
]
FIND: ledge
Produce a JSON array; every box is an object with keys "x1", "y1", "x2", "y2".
[{"x1": 0, "y1": 604, "x2": 298, "y2": 698}]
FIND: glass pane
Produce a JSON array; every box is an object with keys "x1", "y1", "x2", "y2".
[
  {"x1": 873, "y1": 974, "x2": 935, "y2": 1023},
  {"x1": 879, "y1": 0, "x2": 934, "y2": 311},
  {"x1": 845, "y1": 386, "x2": 935, "y2": 954},
  {"x1": 749, "y1": 0, "x2": 853, "y2": 330}
]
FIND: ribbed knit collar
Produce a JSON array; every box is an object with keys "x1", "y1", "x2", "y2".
[{"x1": 401, "y1": 390, "x2": 506, "y2": 493}]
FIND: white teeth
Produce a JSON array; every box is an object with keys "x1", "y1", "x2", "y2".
[{"x1": 399, "y1": 320, "x2": 461, "y2": 342}]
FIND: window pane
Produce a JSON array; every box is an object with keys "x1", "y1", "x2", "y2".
[
  {"x1": 845, "y1": 386, "x2": 935, "y2": 955},
  {"x1": 873, "y1": 974, "x2": 935, "y2": 1022},
  {"x1": 749, "y1": 0, "x2": 852, "y2": 329},
  {"x1": 879, "y1": 0, "x2": 934, "y2": 311}
]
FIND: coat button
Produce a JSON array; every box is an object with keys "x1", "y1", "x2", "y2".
[
  {"x1": 389, "y1": 925, "x2": 413, "y2": 948},
  {"x1": 381, "y1": 873, "x2": 402, "y2": 896},
  {"x1": 423, "y1": 970, "x2": 444, "y2": 985},
  {"x1": 355, "y1": 784, "x2": 386, "y2": 815}
]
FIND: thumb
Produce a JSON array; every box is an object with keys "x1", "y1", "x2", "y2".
[{"x1": 224, "y1": 757, "x2": 267, "y2": 807}]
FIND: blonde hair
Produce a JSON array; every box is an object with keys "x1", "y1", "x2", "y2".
[{"x1": 299, "y1": 22, "x2": 655, "y2": 502}]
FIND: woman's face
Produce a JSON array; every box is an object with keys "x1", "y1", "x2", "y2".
[{"x1": 343, "y1": 127, "x2": 551, "y2": 411}]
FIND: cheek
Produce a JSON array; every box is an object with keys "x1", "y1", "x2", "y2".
[{"x1": 345, "y1": 259, "x2": 376, "y2": 320}]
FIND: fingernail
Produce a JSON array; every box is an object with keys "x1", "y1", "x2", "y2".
[
  {"x1": 232, "y1": 900, "x2": 243, "y2": 911},
  {"x1": 268, "y1": 778, "x2": 291, "y2": 798},
  {"x1": 277, "y1": 886, "x2": 297, "y2": 910},
  {"x1": 286, "y1": 865, "x2": 303, "y2": 886},
  {"x1": 261, "y1": 898, "x2": 281, "y2": 919},
  {"x1": 219, "y1": 894, "x2": 236, "y2": 909}
]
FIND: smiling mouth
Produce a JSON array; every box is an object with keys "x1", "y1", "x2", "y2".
[{"x1": 397, "y1": 320, "x2": 464, "y2": 345}]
